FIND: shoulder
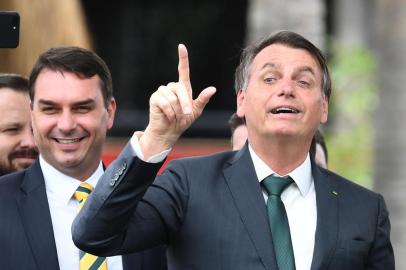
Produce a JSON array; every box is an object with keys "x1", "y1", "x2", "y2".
[
  {"x1": 166, "y1": 150, "x2": 236, "y2": 172},
  {"x1": 321, "y1": 167, "x2": 384, "y2": 204},
  {"x1": 155, "y1": 150, "x2": 238, "y2": 184},
  {"x1": 0, "y1": 170, "x2": 26, "y2": 199},
  {"x1": 0, "y1": 170, "x2": 25, "y2": 187}
]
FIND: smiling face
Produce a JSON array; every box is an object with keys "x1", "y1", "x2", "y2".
[
  {"x1": 31, "y1": 69, "x2": 116, "y2": 180},
  {"x1": 237, "y1": 44, "x2": 328, "y2": 147},
  {"x1": 0, "y1": 89, "x2": 38, "y2": 175}
]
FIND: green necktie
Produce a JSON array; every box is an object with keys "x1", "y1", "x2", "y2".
[{"x1": 262, "y1": 175, "x2": 296, "y2": 270}]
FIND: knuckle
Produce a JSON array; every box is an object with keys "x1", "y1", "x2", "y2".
[
  {"x1": 156, "y1": 85, "x2": 167, "y2": 95},
  {"x1": 167, "y1": 95, "x2": 178, "y2": 104},
  {"x1": 167, "y1": 82, "x2": 177, "y2": 88},
  {"x1": 160, "y1": 99, "x2": 171, "y2": 108}
]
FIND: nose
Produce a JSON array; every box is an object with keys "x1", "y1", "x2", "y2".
[
  {"x1": 277, "y1": 78, "x2": 295, "y2": 98},
  {"x1": 57, "y1": 111, "x2": 77, "y2": 133},
  {"x1": 20, "y1": 128, "x2": 37, "y2": 149}
]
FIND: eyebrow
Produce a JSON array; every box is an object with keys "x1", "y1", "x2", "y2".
[
  {"x1": 37, "y1": 98, "x2": 95, "y2": 107},
  {"x1": 72, "y1": 99, "x2": 95, "y2": 107},
  {"x1": 295, "y1": 66, "x2": 316, "y2": 76},
  {"x1": 0, "y1": 122, "x2": 22, "y2": 128},
  {"x1": 37, "y1": 99, "x2": 56, "y2": 106},
  {"x1": 261, "y1": 63, "x2": 316, "y2": 76},
  {"x1": 260, "y1": 63, "x2": 279, "y2": 70}
]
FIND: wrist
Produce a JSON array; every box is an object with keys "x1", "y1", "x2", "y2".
[{"x1": 139, "y1": 127, "x2": 178, "y2": 160}]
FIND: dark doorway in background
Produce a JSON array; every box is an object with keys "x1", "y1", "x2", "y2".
[{"x1": 82, "y1": 0, "x2": 248, "y2": 137}]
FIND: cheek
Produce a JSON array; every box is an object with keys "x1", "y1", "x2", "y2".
[
  {"x1": 0, "y1": 140, "x2": 13, "y2": 154},
  {"x1": 78, "y1": 117, "x2": 109, "y2": 138},
  {"x1": 91, "y1": 113, "x2": 109, "y2": 128},
  {"x1": 32, "y1": 116, "x2": 53, "y2": 139}
]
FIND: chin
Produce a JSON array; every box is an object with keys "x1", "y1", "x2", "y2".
[
  {"x1": 270, "y1": 128, "x2": 298, "y2": 137},
  {"x1": 57, "y1": 156, "x2": 81, "y2": 168},
  {"x1": 15, "y1": 163, "x2": 34, "y2": 170}
]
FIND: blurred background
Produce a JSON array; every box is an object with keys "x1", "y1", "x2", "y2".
[{"x1": 0, "y1": 0, "x2": 404, "y2": 267}]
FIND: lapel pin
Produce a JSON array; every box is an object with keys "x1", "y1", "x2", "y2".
[{"x1": 332, "y1": 191, "x2": 338, "y2": 196}]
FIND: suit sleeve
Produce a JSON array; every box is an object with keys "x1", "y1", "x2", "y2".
[
  {"x1": 72, "y1": 143, "x2": 189, "y2": 256},
  {"x1": 366, "y1": 194, "x2": 395, "y2": 269}
]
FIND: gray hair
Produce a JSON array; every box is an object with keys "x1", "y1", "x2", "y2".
[{"x1": 234, "y1": 30, "x2": 331, "y2": 101}]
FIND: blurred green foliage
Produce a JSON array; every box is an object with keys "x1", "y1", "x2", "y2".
[{"x1": 325, "y1": 44, "x2": 377, "y2": 188}]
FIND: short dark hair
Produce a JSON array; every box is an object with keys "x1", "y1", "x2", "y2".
[
  {"x1": 29, "y1": 46, "x2": 113, "y2": 107},
  {"x1": 228, "y1": 113, "x2": 246, "y2": 148},
  {"x1": 310, "y1": 129, "x2": 328, "y2": 164},
  {"x1": 235, "y1": 30, "x2": 331, "y2": 101},
  {"x1": 0, "y1": 73, "x2": 29, "y2": 94}
]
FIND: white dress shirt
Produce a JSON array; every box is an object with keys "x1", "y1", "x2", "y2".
[
  {"x1": 249, "y1": 145, "x2": 317, "y2": 270},
  {"x1": 41, "y1": 155, "x2": 123, "y2": 270}
]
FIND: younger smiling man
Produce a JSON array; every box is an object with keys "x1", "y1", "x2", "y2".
[{"x1": 0, "y1": 47, "x2": 166, "y2": 270}]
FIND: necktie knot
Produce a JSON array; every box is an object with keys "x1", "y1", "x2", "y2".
[
  {"x1": 74, "y1": 182, "x2": 94, "y2": 203},
  {"x1": 262, "y1": 175, "x2": 293, "y2": 196}
]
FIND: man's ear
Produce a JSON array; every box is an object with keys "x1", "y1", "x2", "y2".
[
  {"x1": 106, "y1": 98, "x2": 117, "y2": 129},
  {"x1": 320, "y1": 95, "x2": 328, "y2": 124},
  {"x1": 236, "y1": 90, "x2": 245, "y2": 118}
]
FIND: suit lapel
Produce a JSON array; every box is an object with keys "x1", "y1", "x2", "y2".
[
  {"x1": 310, "y1": 163, "x2": 339, "y2": 270},
  {"x1": 223, "y1": 145, "x2": 278, "y2": 270},
  {"x1": 16, "y1": 161, "x2": 60, "y2": 270}
]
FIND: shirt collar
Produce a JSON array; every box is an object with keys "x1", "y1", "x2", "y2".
[
  {"x1": 248, "y1": 144, "x2": 313, "y2": 196},
  {"x1": 40, "y1": 155, "x2": 104, "y2": 205}
]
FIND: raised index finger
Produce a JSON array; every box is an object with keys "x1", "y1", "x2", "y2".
[{"x1": 178, "y1": 44, "x2": 192, "y2": 92}]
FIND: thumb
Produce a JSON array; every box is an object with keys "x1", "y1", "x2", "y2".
[{"x1": 193, "y1": 86, "x2": 216, "y2": 112}]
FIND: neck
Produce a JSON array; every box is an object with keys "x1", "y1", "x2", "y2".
[
  {"x1": 48, "y1": 159, "x2": 100, "y2": 181},
  {"x1": 71, "y1": 162, "x2": 100, "y2": 181},
  {"x1": 249, "y1": 136, "x2": 311, "y2": 176}
]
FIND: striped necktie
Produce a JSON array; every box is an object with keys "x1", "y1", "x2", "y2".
[{"x1": 74, "y1": 182, "x2": 107, "y2": 270}]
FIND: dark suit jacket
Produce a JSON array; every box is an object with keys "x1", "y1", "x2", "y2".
[
  {"x1": 73, "y1": 143, "x2": 394, "y2": 270},
  {"x1": 0, "y1": 160, "x2": 167, "y2": 270}
]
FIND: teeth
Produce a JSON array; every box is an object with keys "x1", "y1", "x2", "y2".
[
  {"x1": 56, "y1": 138, "x2": 81, "y2": 144},
  {"x1": 277, "y1": 107, "x2": 293, "y2": 113},
  {"x1": 271, "y1": 107, "x2": 298, "y2": 114}
]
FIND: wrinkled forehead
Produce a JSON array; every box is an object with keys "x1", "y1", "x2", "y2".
[{"x1": 251, "y1": 44, "x2": 322, "y2": 76}]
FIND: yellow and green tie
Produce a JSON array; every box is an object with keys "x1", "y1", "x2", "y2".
[{"x1": 74, "y1": 182, "x2": 107, "y2": 270}]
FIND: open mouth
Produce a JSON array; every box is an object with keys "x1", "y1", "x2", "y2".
[{"x1": 270, "y1": 106, "x2": 300, "y2": 114}]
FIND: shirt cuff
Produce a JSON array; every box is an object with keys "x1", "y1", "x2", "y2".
[{"x1": 130, "y1": 132, "x2": 171, "y2": 163}]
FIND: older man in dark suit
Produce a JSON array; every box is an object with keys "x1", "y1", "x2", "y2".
[
  {"x1": 0, "y1": 47, "x2": 166, "y2": 270},
  {"x1": 73, "y1": 31, "x2": 394, "y2": 270}
]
